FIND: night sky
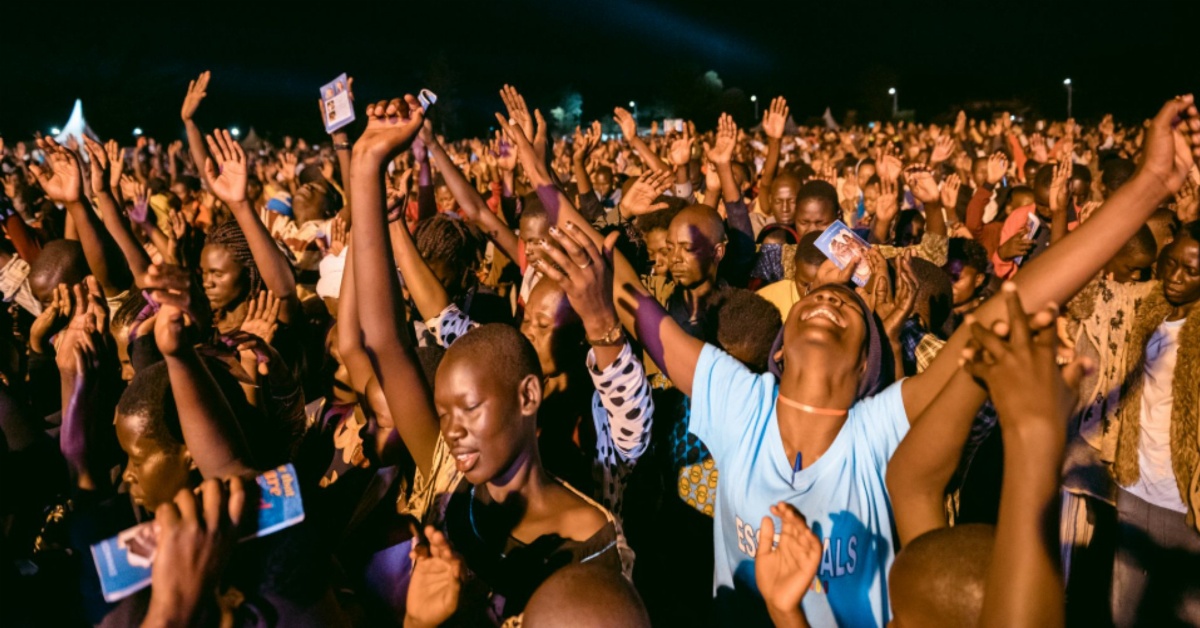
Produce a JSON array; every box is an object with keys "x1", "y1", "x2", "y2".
[{"x1": 1, "y1": 0, "x2": 1193, "y2": 143}]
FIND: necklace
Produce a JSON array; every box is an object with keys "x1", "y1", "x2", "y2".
[{"x1": 777, "y1": 394, "x2": 849, "y2": 417}]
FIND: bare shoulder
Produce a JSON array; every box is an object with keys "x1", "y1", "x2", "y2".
[{"x1": 546, "y1": 483, "x2": 609, "y2": 542}]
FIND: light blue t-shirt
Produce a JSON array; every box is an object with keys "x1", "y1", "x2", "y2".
[{"x1": 690, "y1": 344, "x2": 909, "y2": 628}]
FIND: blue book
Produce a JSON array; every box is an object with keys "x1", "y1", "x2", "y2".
[
  {"x1": 320, "y1": 73, "x2": 355, "y2": 134},
  {"x1": 90, "y1": 464, "x2": 306, "y2": 603}
]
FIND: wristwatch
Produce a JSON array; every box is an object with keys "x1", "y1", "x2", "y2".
[{"x1": 587, "y1": 323, "x2": 625, "y2": 347}]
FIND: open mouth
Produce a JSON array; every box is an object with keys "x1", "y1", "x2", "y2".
[
  {"x1": 801, "y1": 305, "x2": 844, "y2": 327},
  {"x1": 453, "y1": 451, "x2": 480, "y2": 473}
]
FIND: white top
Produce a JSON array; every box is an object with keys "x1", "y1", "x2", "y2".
[{"x1": 1127, "y1": 318, "x2": 1188, "y2": 513}]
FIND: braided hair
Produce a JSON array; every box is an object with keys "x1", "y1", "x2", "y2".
[
  {"x1": 414, "y1": 215, "x2": 484, "y2": 294},
  {"x1": 206, "y1": 219, "x2": 264, "y2": 298}
]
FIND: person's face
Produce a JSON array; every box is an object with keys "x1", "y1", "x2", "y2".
[
  {"x1": 949, "y1": 264, "x2": 983, "y2": 307},
  {"x1": 971, "y1": 160, "x2": 988, "y2": 189},
  {"x1": 782, "y1": 286, "x2": 867, "y2": 375},
  {"x1": 293, "y1": 180, "x2": 330, "y2": 219},
  {"x1": 667, "y1": 217, "x2": 722, "y2": 290},
  {"x1": 170, "y1": 182, "x2": 193, "y2": 204},
  {"x1": 1069, "y1": 177, "x2": 1089, "y2": 206},
  {"x1": 434, "y1": 354, "x2": 537, "y2": 485},
  {"x1": 115, "y1": 411, "x2": 192, "y2": 510},
  {"x1": 201, "y1": 244, "x2": 249, "y2": 312},
  {"x1": 794, "y1": 261, "x2": 820, "y2": 294},
  {"x1": 1023, "y1": 161, "x2": 1040, "y2": 185},
  {"x1": 771, "y1": 180, "x2": 799, "y2": 226},
  {"x1": 794, "y1": 198, "x2": 836, "y2": 238},
  {"x1": 435, "y1": 185, "x2": 457, "y2": 213},
  {"x1": 856, "y1": 164, "x2": 877, "y2": 188},
  {"x1": 645, "y1": 228, "x2": 671, "y2": 277},
  {"x1": 246, "y1": 177, "x2": 264, "y2": 203},
  {"x1": 1105, "y1": 248, "x2": 1155, "y2": 284},
  {"x1": 521, "y1": 216, "x2": 551, "y2": 266},
  {"x1": 1157, "y1": 236, "x2": 1200, "y2": 307},
  {"x1": 519, "y1": 282, "x2": 580, "y2": 376},
  {"x1": 592, "y1": 171, "x2": 614, "y2": 197}
]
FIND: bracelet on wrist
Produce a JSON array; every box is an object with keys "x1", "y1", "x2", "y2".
[
  {"x1": 333, "y1": 141, "x2": 352, "y2": 151},
  {"x1": 586, "y1": 322, "x2": 625, "y2": 347}
]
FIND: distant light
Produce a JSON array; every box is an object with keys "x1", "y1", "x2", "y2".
[
  {"x1": 750, "y1": 95, "x2": 757, "y2": 102},
  {"x1": 887, "y1": 88, "x2": 896, "y2": 95},
  {"x1": 230, "y1": 127, "x2": 241, "y2": 138},
  {"x1": 132, "y1": 127, "x2": 143, "y2": 137},
  {"x1": 1063, "y1": 78, "x2": 1072, "y2": 86},
  {"x1": 1010, "y1": 115, "x2": 1016, "y2": 121},
  {"x1": 629, "y1": 101, "x2": 636, "y2": 108},
  {"x1": 50, "y1": 127, "x2": 61, "y2": 135}
]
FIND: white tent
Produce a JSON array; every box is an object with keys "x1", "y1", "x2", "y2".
[{"x1": 53, "y1": 99, "x2": 99, "y2": 147}]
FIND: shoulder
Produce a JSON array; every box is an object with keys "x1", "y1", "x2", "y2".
[{"x1": 548, "y1": 483, "x2": 610, "y2": 542}]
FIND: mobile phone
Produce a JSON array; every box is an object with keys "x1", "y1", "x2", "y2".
[{"x1": 418, "y1": 88, "x2": 438, "y2": 111}]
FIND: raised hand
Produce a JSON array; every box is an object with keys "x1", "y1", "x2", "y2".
[
  {"x1": 1175, "y1": 175, "x2": 1200, "y2": 224},
  {"x1": 905, "y1": 165, "x2": 940, "y2": 205},
  {"x1": 669, "y1": 123, "x2": 694, "y2": 167},
  {"x1": 930, "y1": 135, "x2": 955, "y2": 164},
  {"x1": 1030, "y1": 132, "x2": 1049, "y2": 163},
  {"x1": 82, "y1": 137, "x2": 111, "y2": 193},
  {"x1": 105, "y1": 140, "x2": 123, "y2": 191},
  {"x1": 181, "y1": 71, "x2": 210, "y2": 122},
  {"x1": 572, "y1": 120, "x2": 602, "y2": 163},
  {"x1": 239, "y1": 290, "x2": 280, "y2": 344},
  {"x1": 30, "y1": 137, "x2": 83, "y2": 203},
  {"x1": 145, "y1": 477, "x2": 245, "y2": 627},
  {"x1": 613, "y1": 107, "x2": 638, "y2": 140},
  {"x1": 619, "y1": 170, "x2": 673, "y2": 216},
  {"x1": 30, "y1": 283, "x2": 72, "y2": 354},
  {"x1": 755, "y1": 502, "x2": 821, "y2": 624},
  {"x1": 762, "y1": 96, "x2": 789, "y2": 140},
  {"x1": 144, "y1": 264, "x2": 195, "y2": 356},
  {"x1": 877, "y1": 151, "x2": 902, "y2": 185},
  {"x1": 1138, "y1": 94, "x2": 1200, "y2": 197},
  {"x1": 353, "y1": 96, "x2": 426, "y2": 165},
  {"x1": 1049, "y1": 156, "x2": 1071, "y2": 214},
  {"x1": 405, "y1": 526, "x2": 464, "y2": 628},
  {"x1": 203, "y1": 130, "x2": 247, "y2": 204},
  {"x1": 536, "y1": 226, "x2": 621, "y2": 339},
  {"x1": 986, "y1": 151, "x2": 1009, "y2": 186},
  {"x1": 878, "y1": 251, "x2": 919, "y2": 344},
  {"x1": 876, "y1": 173, "x2": 899, "y2": 224},
  {"x1": 499, "y1": 84, "x2": 534, "y2": 143},
  {"x1": 704, "y1": 113, "x2": 737, "y2": 165},
  {"x1": 494, "y1": 109, "x2": 550, "y2": 185},
  {"x1": 940, "y1": 173, "x2": 962, "y2": 209}
]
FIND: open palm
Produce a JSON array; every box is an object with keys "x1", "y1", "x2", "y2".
[
  {"x1": 755, "y1": 502, "x2": 821, "y2": 614},
  {"x1": 204, "y1": 129, "x2": 247, "y2": 204}
]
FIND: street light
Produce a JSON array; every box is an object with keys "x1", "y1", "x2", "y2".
[
  {"x1": 751, "y1": 94, "x2": 758, "y2": 119},
  {"x1": 230, "y1": 127, "x2": 241, "y2": 138},
  {"x1": 888, "y1": 87, "x2": 898, "y2": 118},
  {"x1": 629, "y1": 100, "x2": 637, "y2": 122},
  {"x1": 132, "y1": 127, "x2": 143, "y2": 137},
  {"x1": 1063, "y1": 78, "x2": 1073, "y2": 118},
  {"x1": 50, "y1": 127, "x2": 61, "y2": 136}
]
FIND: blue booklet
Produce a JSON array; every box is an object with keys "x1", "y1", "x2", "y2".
[
  {"x1": 90, "y1": 464, "x2": 306, "y2": 603},
  {"x1": 320, "y1": 73, "x2": 355, "y2": 134},
  {"x1": 814, "y1": 220, "x2": 873, "y2": 287}
]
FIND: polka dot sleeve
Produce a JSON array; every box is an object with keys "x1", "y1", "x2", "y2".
[{"x1": 423, "y1": 303, "x2": 479, "y2": 348}]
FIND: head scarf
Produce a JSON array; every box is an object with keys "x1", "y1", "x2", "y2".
[{"x1": 768, "y1": 283, "x2": 895, "y2": 401}]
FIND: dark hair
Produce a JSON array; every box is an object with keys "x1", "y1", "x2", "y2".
[
  {"x1": 174, "y1": 175, "x2": 201, "y2": 193},
  {"x1": 1120, "y1": 225, "x2": 1159, "y2": 260},
  {"x1": 796, "y1": 180, "x2": 838, "y2": 216},
  {"x1": 634, "y1": 206, "x2": 681, "y2": 237},
  {"x1": 706, "y1": 287, "x2": 782, "y2": 373},
  {"x1": 945, "y1": 237, "x2": 990, "y2": 277},
  {"x1": 446, "y1": 323, "x2": 542, "y2": 389},
  {"x1": 117, "y1": 362, "x2": 183, "y2": 450},
  {"x1": 1101, "y1": 158, "x2": 1136, "y2": 193},
  {"x1": 1033, "y1": 164, "x2": 1055, "y2": 194},
  {"x1": 756, "y1": 224, "x2": 798, "y2": 245},
  {"x1": 414, "y1": 215, "x2": 485, "y2": 285},
  {"x1": 112, "y1": 290, "x2": 149, "y2": 332},
  {"x1": 28, "y1": 240, "x2": 89, "y2": 293},
  {"x1": 1069, "y1": 163, "x2": 1092, "y2": 185},
  {"x1": 795, "y1": 231, "x2": 825, "y2": 268},
  {"x1": 206, "y1": 219, "x2": 265, "y2": 298},
  {"x1": 910, "y1": 258, "x2": 954, "y2": 339},
  {"x1": 519, "y1": 194, "x2": 547, "y2": 225}
]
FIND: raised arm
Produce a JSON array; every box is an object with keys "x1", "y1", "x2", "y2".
[
  {"x1": 30, "y1": 138, "x2": 133, "y2": 297},
  {"x1": 180, "y1": 71, "x2": 212, "y2": 180},
  {"x1": 147, "y1": 264, "x2": 256, "y2": 478},
  {"x1": 388, "y1": 204, "x2": 450, "y2": 324},
  {"x1": 83, "y1": 137, "x2": 152, "y2": 285},
  {"x1": 496, "y1": 110, "x2": 706, "y2": 396},
  {"x1": 349, "y1": 95, "x2": 439, "y2": 476},
  {"x1": 202, "y1": 130, "x2": 299, "y2": 321},
  {"x1": 759, "y1": 97, "x2": 789, "y2": 194},
  {"x1": 899, "y1": 97, "x2": 1200, "y2": 452},
  {"x1": 614, "y1": 107, "x2": 669, "y2": 173},
  {"x1": 422, "y1": 123, "x2": 520, "y2": 263}
]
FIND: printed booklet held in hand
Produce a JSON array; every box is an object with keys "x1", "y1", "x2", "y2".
[
  {"x1": 90, "y1": 464, "x2": 306, "y2": 603},
  {"x1": 320, "y1": 73, "x2": 355, "y2": 134},
  {"x1": 815, "y1": 220, "x2": 872, "y2": 286}
]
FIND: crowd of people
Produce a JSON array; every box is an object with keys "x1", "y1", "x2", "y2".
[{"x1": 1, "y1": 69, "x2": 1199, "y2": 627}]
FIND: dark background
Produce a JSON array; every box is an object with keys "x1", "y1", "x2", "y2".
[{"x1": 1, "y1": 0, "x2": 1193, "y2": 143}]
